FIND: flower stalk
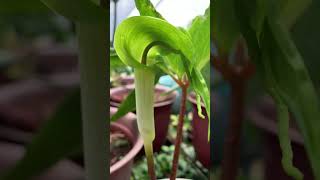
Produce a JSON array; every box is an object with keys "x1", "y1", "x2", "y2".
[{"x1": 134, "y1": 67, "x2": 156, "y2": 180}]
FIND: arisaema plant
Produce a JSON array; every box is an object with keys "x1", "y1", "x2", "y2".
[
  {"x1": 113, "y1": 0, "x2": 210, "y2": 179},
  {"x1": 213, "y1": 0, "x2": 320, "y2": 179}
]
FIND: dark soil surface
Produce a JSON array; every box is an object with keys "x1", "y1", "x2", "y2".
[{"x1": 110, "y1": 130, "x2": 132, "y2": 166}]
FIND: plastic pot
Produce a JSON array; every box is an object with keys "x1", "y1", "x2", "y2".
[
  {"x1": 188, "y1": 93, "x2": 210, "y2": 168},
  {"x1": 110, "y1": 84, "x2": 177, "y2": 152},
  {"x1": 110, "y1": 107, "x2": 143, "y2": 180},
  {"x1": 248, "y1": 96, "x2": 314, "y2": 180}
]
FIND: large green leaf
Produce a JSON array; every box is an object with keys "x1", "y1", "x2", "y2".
[
  {"x1": 110, "y1": 48, "x2": 126, "y2": 69},
  {"x1": 291, "y1": 1, "x2": 320, "y2": 91},
  {"x1": 110, "y1": 90, "x2": 136, "y2": 122},
  {"x1": 134, "y1": 0, "x2": 164, "y2": 19},
  {"x1": 188, "y1": 7, "x2": 210, "y2": 70},
  {"x1": 114, "y1": 16, "x2": 195, "y2": 70},
  {"x1": 229, "y1": 0, "x2": 320, "y2": 178},
  {"x1": 0, "y1": 89, "x2": 82, "y2": 180},
  {"x1": 261, "y1": 18, "x2": 320, "y2": 179},
  {"x1": 212, "y1": 0, "x2": 240, "y2": 54},
  {"x1": 279, "y1": 0, "x2": 312, "y2": 28}
]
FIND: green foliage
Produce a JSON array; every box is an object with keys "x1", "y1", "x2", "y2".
[
  {"x1": 113, "y1": 1, "x2": 210, "y2": 120},
  {"x1": 132, "y1": 145, "x2": 206, "y2": 180},
  {"x1": 212, "y1": 0, "x2": 320, "y2": 179},
  {"x1": 134, "y1": 0, "x2": 164, "y2": 19}
]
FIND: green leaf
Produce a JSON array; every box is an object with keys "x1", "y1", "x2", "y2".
[
  {"x1": 188, "y1": 7, "x2": 210, "y2": 70},
  {"x1": 114, "y1": 16, "x2": 194, "y2": 70},
  {"x1": 212, "y1": 0, "x2": 240, "y2": 54},
  {"x1": 1, "y1": 89, "x2": 82, "y2": 180},
  {"x1": 189, "y1": 69, "x2": 210, "y2": 120},
  {"x1": 291, "y1": 1, "x2": 320, "y2": 90},
  {"x1": 111, "y1": 90, "x2": 136, "y2": 121},
  {"x1": 232, "y1": 0, "x2": 320, "y2": 177},
  {"x1": 279, "y1": 0, "x2": 312, "y2": 28},
  {"x1": 258, "y1": 17, "x2": 320, "y2": 179},
  {"x1": 40, "y1": 0, "x2": 106, "y2": 22},
  {"x1": 110, "y1": 48, "x2": 126, "y2": 69},
  {"x1": 134, "y1": 0, "x2": 164, "y2": 20}
]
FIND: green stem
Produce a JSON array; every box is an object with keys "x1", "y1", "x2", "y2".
[
  {"x1": 76, "y1": 21, "x2": 108, "y2": 180},
  {"x1": 145, "y1": 142, "x2": 156, "y2": 180},
  {"x1": 277, "y1": 103, "x2": 303, "y2": 180}
]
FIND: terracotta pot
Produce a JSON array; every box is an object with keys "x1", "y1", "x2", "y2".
[
  {"x1": 248, "y1": 96, "x2": 314, "y2": 180},
  {"x1": 110, "y1": 107, "x2": 143, "y2": 180},
  {"x1": 188, "y1": 93, "x2": 210, "y2": 168},
  {"x1": 110, "y1": 84, "x2": 177, "y2": 152}
]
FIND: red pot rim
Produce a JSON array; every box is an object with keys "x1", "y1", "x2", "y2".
[
  {"x1": 187, "y1": 92, "x2": 205, "y2": 108},
  {"x1": 110, "y1": 84, "x2": 178, "y2": 107},
  {"x1": 109, "y1": 108, "x2": 143, "y2": 174}
]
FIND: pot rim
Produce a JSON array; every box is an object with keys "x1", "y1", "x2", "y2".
[
  {"x1": 187, "y1": 92, "x2": 205, "y2": 107},
  {"x1": 109, "y1": 108, "x2": 144, "y2": 174},
  {"x1": 110, "y1": 123, "x2": 143, "y2": 173},
  {"x1": 110, "y1": 84, "x2": 178, "y2": 107}
]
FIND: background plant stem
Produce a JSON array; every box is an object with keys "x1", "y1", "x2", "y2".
[
  {"x1": 212, "y1": 42, "x2": 254, "y2": 180},
  {"x1": 170, "y1": 82, "x2": 189, "y2": 180},
  {"x1": 76, "y1": 21, "x2": 108, "y2": 180},
  {"x1": 221, "y1": 79, "x2": 245, "y2": 180}
]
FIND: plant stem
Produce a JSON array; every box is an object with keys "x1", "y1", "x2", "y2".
[
  {"x1": 170, "y1": 82, "x2": 189, "y2": 180},
  {"x1": 221, "y1": 79, "x2": 245, "y2": 180},
  {"x1": 212, "y1": 42, "x2": 254, "y2": 180},
  {"x1": 145, "y1": 142, "x2": 156, "y2": 180},
  {"x1": 76, "y1": 21, "x2": 108, "y2": 180}
]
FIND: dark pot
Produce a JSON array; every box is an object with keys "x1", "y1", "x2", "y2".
[
  {"x1": 0, "y1": 79, "x2": 76, "y2": 144},
  {"x1": 110, "y1": 84, "x2": 177, "y2": 152},
  {"x1": 110, "y1": 107, "x2": 143, "y2": 180},
  {"x1": 0, "y1": 142, "x2": 85, "y2": 180},
  {"x1": 188, "y1": 93, "x2": 210, "y2": 168},
  {"x1": 34, "y1": 47, "x2": 78, "y2": 75},
  {"x1": 248, "y1": 96, "x2": 314, "y2": 180}
]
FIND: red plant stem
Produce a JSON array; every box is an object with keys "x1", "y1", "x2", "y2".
[
  {"x1": 221, "y1": 79, "x2": 245, "y2": 180},
  {"x1": 212, "y1": 41, "x2": 254, "y2": 180},
  {"x1": 170, "y1": 82, "x2": 189, "y2": 180}
]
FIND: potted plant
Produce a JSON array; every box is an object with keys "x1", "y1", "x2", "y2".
[
  {"x1": 187, "y1": 92, "x2": 210, "y2": 168},
  {"x1": 112, "y1": 0, "x2": 210, "y2": 179},
  {"x1": 212, "y1": 0, "x2": 320, "y2": 179},
  {"x1": 110, "y1": 107, "x2": 144, "y2": 180}
]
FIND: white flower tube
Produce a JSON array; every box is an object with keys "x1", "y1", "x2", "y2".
[{"x1": 134, "y1": 67, "x2": 155, "y2": 145}]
